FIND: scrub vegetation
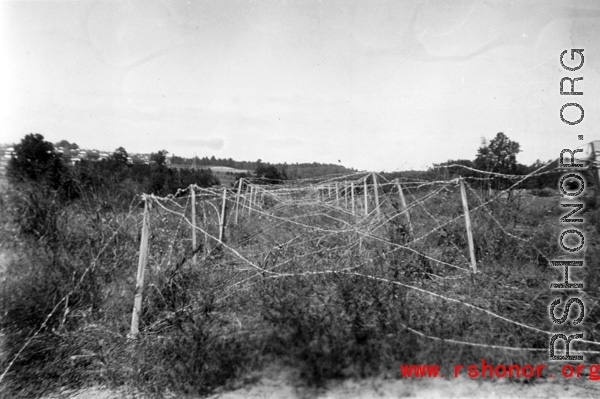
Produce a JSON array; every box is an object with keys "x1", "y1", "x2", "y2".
[{"x1": 1, "y1": 133, "x2": 599, "y2": 398}]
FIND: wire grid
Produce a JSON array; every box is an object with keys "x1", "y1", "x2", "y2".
[
  {"x1": 139, "y1": 168, "x2": 600, "y2": 354},
  {"x1": 2, "y1": 165, "x2": 597, "y2": 384}
]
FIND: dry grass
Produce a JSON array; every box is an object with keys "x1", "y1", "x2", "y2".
[{"x1": 2, "y1": 178, "x2": 600, "y2": 398}]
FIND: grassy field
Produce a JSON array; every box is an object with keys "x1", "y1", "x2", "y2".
[{"x1": 1, "y1": 175, "x2": 599, "y2": 398}]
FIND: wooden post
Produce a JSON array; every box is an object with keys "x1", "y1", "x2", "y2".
[
  {"x1": 201, "y1": 198, "x2": 208, "y2": 254},
  {"x1": 130, "y1": 196, "x2": 150, "y2": 338},
  {"x1": 328, "y1": 184, "x2": 332, "y2": 198},
  {"x1": 459, "y1": 178, "x2": 477, "y2": 273},
  {"x1": 363, "y1": 178, "x2": 369, "y2": 215},
  {"x1": 234, "y1": 178, "x2": 243, "y2": 224},
  {"x1": 219, "y1": 188, "x2": 227, "y2": 243},
  {"x1": 395, "y1": 180, "x2": 413, "y2": 238},
  {"x1": 372, "y1": 173, "x2": 381, "y2": 219},
  {"x1": 344, "y1": 181, "x2": 348, "y2": 209},
  {"x1": 248, "y1": 185, "x2": 254, "y2": 215},
  {"x1": 191, "y1": 185, "x2": 197, "y2": 263},
  {"x1": 351, "y1": 181, "x2": 355, "y2": 216},
  {"x1": 239, "y1": 185, "x2": 245, "y2": 215},
  {"x1": 256, "y1": 187, "x2": 261, "y2": 211},
  {"x1": 253, "y1": 186, "x2": 259, "y2": 212},
  {"x1": 335, "y1": 182, "x2": 340, "y2": 207}
]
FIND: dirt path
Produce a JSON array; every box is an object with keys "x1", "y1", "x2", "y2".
[
  {"x1": 204, "y1": 375, "x2": 600, "y2": 399},
  {"x1": 45, "y1": 371, "x2": 600, "y2": 399}
]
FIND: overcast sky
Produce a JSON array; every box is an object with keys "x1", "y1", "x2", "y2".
[{"x1": 1, "y1": 0, "x2": 599, "y2": 171}]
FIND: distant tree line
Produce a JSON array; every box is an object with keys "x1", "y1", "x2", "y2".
[
  {"x1": 11, "y1": 132, "x2": 590, "y2": 202},
  {"x1": 7, "y1": 134, "x2": 219, "y2": 211},
  {"x1": 170, "y1": 154, "x2": 356, "y2": 182},
  {"x1": 382, "y1": 132, "x2": 592, "y2": 194}
]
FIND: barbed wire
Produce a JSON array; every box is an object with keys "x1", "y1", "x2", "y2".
[
  {"x1": 434, "y1": 160, "x2": 560, "y2": 179},
  {"x1": 0, "y1": 199, "x2": 142, "y2": 384},
  {"x1": 4, "y1": 159, "x2": 597, "y2": 382},
  {"x1": 119, "y1": 161, "x2": 600, "y2": 355}
]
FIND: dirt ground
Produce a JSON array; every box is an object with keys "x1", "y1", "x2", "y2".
[{"x1": 44, "y1": 367, "x2": 600, "y2": 399}]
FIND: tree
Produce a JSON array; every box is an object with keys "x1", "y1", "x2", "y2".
[
  {"x1": 150, "y1": 150, "x2": 168, "y2": 168},
  {"x1": 55, "y1": 139, "x2": 79, "y2": 151},
  {"x1": 474, "y1": 133, "x2": 521, "y2": 174},
  {"x1": 6, "y1": 134, "x2": 73, "y2": 238},
  {"x1": 8, "y1": 133, "x2": 64, "y2": 187},
  {"x1": 255, "y1": 164, "x2": 287, "y2": 184},
  {"x1": 474, "y1": 132, "x2": 521, "y2": 193},
  {"x1": 111, "y1": 147, "x2": 129, "y2": 167}
]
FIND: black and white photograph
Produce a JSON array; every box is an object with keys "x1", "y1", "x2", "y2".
[{"x1": 1, "y1": 1, "x2": 600, "y2": 398}]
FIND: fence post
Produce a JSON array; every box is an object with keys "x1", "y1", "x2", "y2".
[
  {"x1": 248, "y1": 185, "x2": 254, "y2": 215},
  {"x1": 344, "y1": 181, "x2": 348, "y2": 209},
  {"x1": 254, "y1": 186, "x2": 260, "y2": 211},
  {"x1": 335, "y1": 181, "x2": 340, "y2": 207},
  {"x1": 351, "y1": 181, "x2": 355, "y2": 216},
  {"x1": 129, "y1": 196, "x2": 150, "y2": 339},
  {"x1": 191, "y1": 185, "x2": 197, "y2": 263},
  {"x1": 234, "y1": 178, "x2": 242, "y2": 225},
  {"x1": 364, "y1": 177, "x2": 369, "y2": 216},
  {"x1": 372, "y1": 173, "x2": 381, "y2": 219},
  {"x1": 201, "y1": 198, "x2": 208, "y2": 255},
  {"x1": 253, "y1": 186, "x2": 259, "y2": 212},
  {"x1": 219, "y1": 187, "x2": 227, "y2": 243},
  {"x1": 459, "y1": 178, "x2": 477, "y2": 273},
  {"x1": 395, "y1": 179, "x2": 413, "y2": 238}
]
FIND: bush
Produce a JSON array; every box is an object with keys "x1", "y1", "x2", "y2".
[
  {"x1": 0, "y1": 242, "x2": 106, "y2": 397},
  {"x1": 258, "y1": 266, "x2": 420, "y2": 386}
]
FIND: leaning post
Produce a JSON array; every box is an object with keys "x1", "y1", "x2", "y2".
[
  {"x1": 191, "y1": 185, "x2": 197, "y2": 262},
  {"x1": 351, "y1": 181, "x2": 355, "y2": 216},
  {"x1": 372, "y1": 173, "x2": 381, "y2": 220},
  {"x1": 129, "y1": 195, "x2": 151, "y2": 339},
  {"x1": 459, "y1": 178, "x2": 477, "y2": 273},
  {"x1": 234, "y1": 178, "x2": 243, "y2": 225},
  {"x1": 364, "y1": 177, "x2": 369, "y2": 216},
  {"x1": 395, "y1": 179, "x2": 413, "y2": 238},
  {"x1": 219, "y1": 187, "x2": 227, "y2": 243}
]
